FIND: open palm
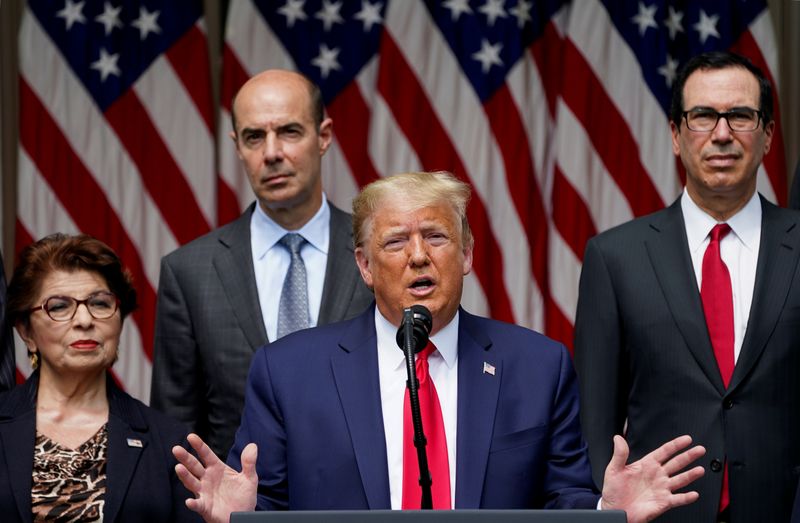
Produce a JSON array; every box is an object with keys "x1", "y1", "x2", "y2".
[
  {"x1": 601, "y1": 435, "x2": 706, "y2": 523},
  {"x1": 173, "y1": 433, "x2": 259, "y2": 523}
]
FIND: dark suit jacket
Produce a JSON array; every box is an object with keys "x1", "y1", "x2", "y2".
[
  {"x1": 574, "y1": 196, "x2": 800, "y2": 523},
  {"x1": 793, "y1": 481, "x2": 800, "y2": 523},
  {"x1": 0, "y1": 249, "x2": 16, "y2": 392},
  {"x1": 228, "y1": 306, "x2": 600, "y2": 510},
  {"x1": 788, "y1": 159, "x2": 800, "y2": 210},
  {"x1": 0, "y1": 372, "x2": 200, "y2": 522},
  {"x1": 150, "y1": 202, "x2": 374, "y2": 457}
]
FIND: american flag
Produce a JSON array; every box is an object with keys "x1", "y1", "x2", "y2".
[
  {"x1": 17, "y1": 0, "x2": 786, "y2": 401},
  {"x1": 16, "y1": 0, "x2": 214, "y2": 400},
  {"x1": 219, "y1": 0, "x2": 786, "y2": 345}
]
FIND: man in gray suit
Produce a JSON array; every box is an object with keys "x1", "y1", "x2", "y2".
[
  {"x1": 151, "y1": 70, "x2": 373, "y2": 458},
  {"x1": 575, "y1": 52, "x2": 799, "y2": 523}
]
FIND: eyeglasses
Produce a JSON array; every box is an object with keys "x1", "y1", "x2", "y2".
[
  {"x1": 682, "y1": 107, "x2": 763, "y2": 132},
  {"x1": 29, "y1": 291, "x2": 120, "y2": 322}
]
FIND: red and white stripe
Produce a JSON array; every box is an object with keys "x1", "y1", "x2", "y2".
[
  {"x1": 15, "y1": 0, "x2": 786, "y2": 403},
  {"x1": 218, "y1": 0, "x2": 786, "y2": 353},
  {"x1": 547, "y1": 0, "x2": 786, "y2": 345},
  {"x1": 16, "y1": 8, "x2": 215, "y2": 402}
]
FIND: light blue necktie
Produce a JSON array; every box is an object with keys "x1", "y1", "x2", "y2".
[{"x1": 276, "y1": 233, "x2": 310, "y2": 339}]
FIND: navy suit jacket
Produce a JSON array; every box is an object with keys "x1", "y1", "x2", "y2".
[
  {"x1": 793, "y1": 482, "x2": 800, "y2": 523},
  {"x1": 228, "y1": 305, "x2": 600, "y2": 510},
  {"x1": 0, "y1": 372, "x2": 200, "y2": 522}
]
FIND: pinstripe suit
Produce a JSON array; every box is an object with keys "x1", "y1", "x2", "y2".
[
  {"x1": 150, "y1": 202, "x2": 374, "y2": 458},
  {"x1": 574, "y1": 196, "x2": 800, "y2": 523}
]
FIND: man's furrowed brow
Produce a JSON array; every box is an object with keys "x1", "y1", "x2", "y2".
[{"x1": 239, "y1": 126, "x2": 263, "y2": 137}]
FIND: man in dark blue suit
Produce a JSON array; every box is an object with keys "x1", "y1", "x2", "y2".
[{"x1": 173, "y1": 171, "x2": 705, "y2": 522}]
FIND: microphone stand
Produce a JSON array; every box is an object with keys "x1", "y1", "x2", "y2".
[{"x1": 401, "y1": 308, "x2": 433, "y2": 509}]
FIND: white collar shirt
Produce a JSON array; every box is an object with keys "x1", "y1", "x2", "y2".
[
  {"x1": 375, "y1": 307, "x2": 459, "y2": 509},
  {"x1": 250, "y1": 197, "x2": 330, "y2": 341}
]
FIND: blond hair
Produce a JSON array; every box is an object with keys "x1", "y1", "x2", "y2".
[{"x1": 352, "y1": 171, "x2": 473, "y2": 248}]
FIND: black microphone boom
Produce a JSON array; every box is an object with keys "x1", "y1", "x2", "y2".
[
  {"x1": 395, "y1": 304, "x2": 432, "y2": 353},
  {"x1": 396, "y1": 304, "x2": 434, "y2": 509}
]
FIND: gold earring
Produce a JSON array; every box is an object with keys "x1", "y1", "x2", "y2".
[{"x1": 29, "y1": 352, "x2": 39, "y2": 370}]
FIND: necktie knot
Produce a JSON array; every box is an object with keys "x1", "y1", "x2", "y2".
[
  {"x1": 415, "y1": 342, "x2": 436, "y2": 384},
  {"x1": 279, "y1": 233, "x2": 306, "y2": 255},
  {"x1": 709, "y1": 223, "x2": 731, "y2": 243},
  {"x1": 417, "y1": 341, "x2": 436, "y2": 361}
]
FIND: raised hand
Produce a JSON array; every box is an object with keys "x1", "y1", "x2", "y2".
[
  {"x1": 173, "y1": 433, "x2": 259, "y2": 523},
  {"x1": 600, "y1": 434, "x2": 706, "y2": 523}
]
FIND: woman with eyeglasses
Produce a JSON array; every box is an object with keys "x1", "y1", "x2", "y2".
[{"x1": 0, "y1": 233, "x2": 200, "y2": 522}]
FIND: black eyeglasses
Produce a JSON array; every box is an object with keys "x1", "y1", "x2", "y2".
[
  {"x1": 682, "y1": 107, "x2": 763, "y2": 132},
  {"x1": 29, "y1": 291, "x2": 120, "y2": 322}
]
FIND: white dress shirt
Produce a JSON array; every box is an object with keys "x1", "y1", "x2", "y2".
[
  {"x1": 681, "y1": 189, "x2": 761, "y2": 363},
  {"x1": 375, "y1": 307, "x2": 459, "y2": 509},
  {"x1": 250, "y1": 197, "x2": 330, "y2": 341}
]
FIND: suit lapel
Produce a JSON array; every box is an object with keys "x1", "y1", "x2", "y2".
[
  {"x1": 103, "y1": 383, "x2": 147, "y2": 522},
  {"x1": 454, "y1": 310, "x2": 500, "y2": 509},
  {"x1": 645, "y1": 201, "x2": 727, "y2": 394},
  {"x1": 214, "y1": 203, "x2": 268, "y2": 347},
  {"x1": 318, "y1": 204, "x2": 359, "y2": 324},
  {"x1": 0, "y1": 378, "x2": 37, "y2": 523},
  {"x1": 730, "y1": 199, "x2": 800, "y2": 391},
  {"x1": 330, "y1": 307, "x2": 391, "y2": 509}
]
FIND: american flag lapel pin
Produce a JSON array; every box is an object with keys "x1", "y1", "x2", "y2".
[
  {"x1": 483, "y1": 362, "x2": 496, "y2": 376},
  {"x1": 127, "y1": 438, "x2": 143, "y2": 448}
]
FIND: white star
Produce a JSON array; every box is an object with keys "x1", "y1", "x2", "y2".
[
  {"x1": 315, "y1": 0, "x2": 344, "y2": 32},
  {"x1": 90, "y1": 48, "x2": 121, "y2": 82},
  {"x1": 693, "y1": 9, "x2": 720, "y2": 44},
  {"x1": 354, "y1": 0, "x2": 383, "y2": 31},
  {"x1": 657, "y1": 55, "x2": 680, "y2": 87},
  {"x1": 131, "y1": 6, "x2": 160, "y2": 40},
  {"x1": 509, "y1": 0, "x2": 533, "y2": 28},
  {"x1": 442, "y1": 0, "x2": 472, "y2": 22},
  {"x1": 663, "y1": 6, "x2": 684, "y2": 40},
  {"x1": 56, "y1": 0, "x2": 86, "y2": 30},
  {"x1": 95, "y1": 2, "x2": 123, "y2": 36},
  {"x1": 631, "y1": 2, "x2": 657, "y2": 37},
  {"x1": 472, "y1": 38, "x2": 503, "y2": 73},
  {"x1": 479, "y1": 0, "x2": 507, "y2": 27},
  {"x1": 311, "y1": 43, "x2": 341, "y2": 78},
  {"x1": 278, "y1": 0, "x2": 307, "y2": 28}
]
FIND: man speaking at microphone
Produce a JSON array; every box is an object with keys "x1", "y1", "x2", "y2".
[{"x1": 172, "y1": 171, "x2": 705, "y2": 522}]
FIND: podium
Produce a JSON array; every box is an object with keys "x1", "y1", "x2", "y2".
[{"x1": 230, "y1": 510, "x2": 626, "y2": 522}]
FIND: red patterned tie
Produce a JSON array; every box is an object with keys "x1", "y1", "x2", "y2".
[
  {"x1": 700, "y1": 223, "x2": 733, "y2": 513},
  {"x1": 402, "y1": 341, "x2": 451, "y2": 509}
]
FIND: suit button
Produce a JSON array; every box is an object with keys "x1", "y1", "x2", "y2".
[
  {"x1": 710, "y1": 459, "x2": 722, "y2": 472},
  {"x1": 723, "y1": 398, "x2": 734, "y2": 409}
]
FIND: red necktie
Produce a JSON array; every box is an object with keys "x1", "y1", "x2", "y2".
[
  {"x1": 700, "y1": 223, "x2": 733, "y2": 513},
  {"x1": 402, "y1": 341, "x2": 451, "y2": 509}
]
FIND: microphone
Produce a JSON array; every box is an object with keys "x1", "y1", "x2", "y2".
[
  {"x1": 396, "y1": 304, "x2": 434, "y2": 509},
  {"x1": 395, "y1": 305, "x2": 433, "y2": 353}
]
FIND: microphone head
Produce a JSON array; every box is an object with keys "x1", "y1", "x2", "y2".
[{"x1": 395, "y1": 305, "x2": 433, "y2": 353}]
